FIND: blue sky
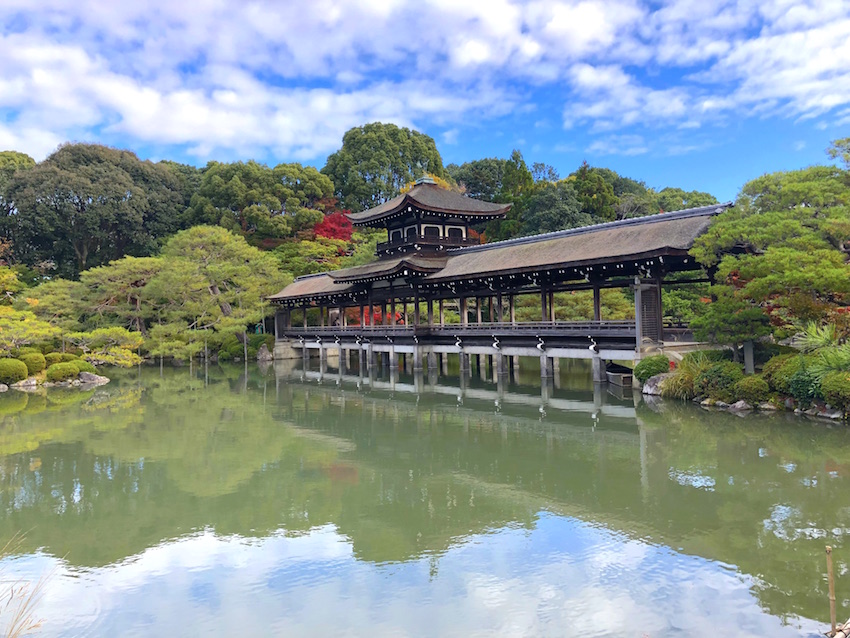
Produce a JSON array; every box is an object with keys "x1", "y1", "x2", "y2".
[{"x1": 1, "y1": 0, "x2": 848, "y2": 201}]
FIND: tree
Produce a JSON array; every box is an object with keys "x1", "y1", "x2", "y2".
[
  {"x1": 690, "y1": 287, "x2": 771, "y2": 361},
  {"x1": 67, "y1": 326, "x2": 145, "y2": 367},
  {"x1": 531, "y1": 162, "x2": 559, "y2": 183},
  {"x1": 22, "y1": 279, "x2": 86, "y2": 333},
  {"x1": 486, "y1": 150, "x2": 534, "y2": 241},
  {"x1": 78, "y1": 256, "x2": 164, "y2": 333},
  {"x1": 4, "y1": 144, "x2": 184, "y2": 277},
  {"x1": 321, "y1": 122, "x2": 446, "y2": 212},
  {"x1": 446, "y1": 158, "x2": 506, "y2": 201},
  {"x1": 568, "y1": 161, "x2": 618, "y2": 223},
  {"x1": 145, "y1": 226, "x2": 289, "y2": 358},
  {"x1": 187, "y1": 161, "x2": 332, "y2": 240},
  {"x1": 0, "y1": 151, "x2": 35, "y2": 218},
  {"x1": 274, "y1": 236, "x2": 350, "y2": 277},
  {"x1": 0, "y1": 306, "x2": 59, "y2": 354},
  {"x1": 827, "y1": 137, "x2": 850, "y2": 171},
  {"x1": 522, "y1": 181, "x2": 591, "y2": 235},
  {"x1": 656, "y1": 187, "x2": 719, "y2": 212},
  {"x1": 314, "y1": 211, "x2": 353, "y2": 241}
]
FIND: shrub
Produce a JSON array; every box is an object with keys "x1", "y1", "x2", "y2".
[
  {"x1": 19, "y1": 352, "x2": 46, "y2": 375},
  {"x1": 634, "y1": 354, "x2": 669, "y2": 383},
  {"x1": 821, "y1": 371, "x2": 850, "y2": 413},
  {"x1": 0, "y1": 358, "x2": 29, "y2": 385},
  {"x1": 74, "y1": 360, "x2": 97, "y2": 374},
  {"x1": 44, "y1": 352, "x2": 65, "y2": 366},
  {"x1": 762, "y1": 354, "x2": 810, "y2": 395},
  {"x1": 45, "y1": 362, "x2": 80, "y2": 382},
  {"x1": 12, "y1": 347, "x2": 40, "y2": 357},
  {"x1": 694, "y1": 361, "x2": 744, "y2": 403},
  {"x1": 217, "y1": 350, "x2": 232, "y2": 362},
  {"x1": 733, "y1": 375, "x2": 770, "y2": 404},
  {"x1": 661, "y1": 351, "x2": 716, "y2": 400},
  {"x1": 789, "y1": 367, "x2": 821, "y2": 408},
  {"x1": 684, "y1": 349, "x2": 731, "y2": 364},
  {"x1": 61, "y1": 353, "x2": 80, "y2": 362}
]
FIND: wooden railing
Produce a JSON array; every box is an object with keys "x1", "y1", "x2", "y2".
[
  {"x1": 283, "y1": 321, "x2": 637, "y2": 336},
  {"x1": 376, "y1": 235, "x2": 480, "y2": 253}
]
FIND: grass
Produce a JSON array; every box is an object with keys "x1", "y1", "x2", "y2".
[{"x1": 0, "y1": 533, "x2": 48, "y2": 638}]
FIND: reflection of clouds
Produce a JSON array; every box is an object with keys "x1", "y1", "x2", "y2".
[{"x1": 2, "y1": 516, "x2": 822, "y2": 638}]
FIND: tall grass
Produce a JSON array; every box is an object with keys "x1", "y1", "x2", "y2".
[
  {"x1": 661, "y1": 351, "x2": 717, "y2": 400},
  {"x1": 0, "y1": 533, "x2": 46, "y2": 638}
]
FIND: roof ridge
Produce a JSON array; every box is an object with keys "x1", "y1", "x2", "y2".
[{"x1": 450, "y1": 202, "x2": 733, "y2": 254}]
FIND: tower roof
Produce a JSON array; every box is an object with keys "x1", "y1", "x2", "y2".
[{"x1": 346, "y1": 182, "x2": 511, "y2": 227}]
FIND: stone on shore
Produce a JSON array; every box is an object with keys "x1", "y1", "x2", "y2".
[
  {"x1": 257, "y1": 344, "x2": 273, "y2": 362},
  {"x1": 79, "y1": 371, "x2": 110, "y2": 387},
  {"x1": 642, "y1": 373, "x2": 673, "y2": 396},
  {"x1": 0, "y1": 383, "x2": 7, "y2": 392}
]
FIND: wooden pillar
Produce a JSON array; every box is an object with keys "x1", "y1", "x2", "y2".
[
  {"x1": 360, "y1": 303, "x2": 366, "y2": 327},
  {"x1": 541, "y1": 289, "x2": 548, "y2": 322},
  {"x1": 548, "y1": 291, "x2": 555, "y2": 322},
  {"x1": 302, "y1": 306, "x2": 308, "y2": 328},
  {"x1": 439, "y1": 299, "x2": 445, "y2": 325},
  {"x1": 510, "y1": 295, "x2": 516, "y2": 324},
  {"x1": 593, "y1": 285, "x2": 601, "y2": 322},
  {"x1": 274, "y1": 308, "x2": 280, "y2": 340},
  {"x1": 497, "y1": 293, "x2": 504, "y2": 323},
  {"x1": 413, "y1": 293, "x2": 420, "y2": 326},
  {"x1": 489, "y1": 296, "x2": 495, "y2": 323},
  {"x1": 460, "y1": 297, "x2": 468, "y2": 325},
  {"x1": 634, "y1": 278, "x2": 643, "y2": 352},
  {"x1": 476, "y1": 297, "x2": 483, "y2": 324},
  {"x1": 427, "y1": 299, "x2": 434, "y2": 325},
  {"x1": 390, "y1": 296, "x2": 396, "y2": 326},
  {"x1": 381, "y1": 301, "x2": 388, "y2": 326}
]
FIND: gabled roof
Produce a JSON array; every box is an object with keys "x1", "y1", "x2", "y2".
[
  {"x1": 330, "y1": 255, "x2": 447, "y2": 283},
  {"x1": 346, "y1": 182, "x2": 511, "y2": 226},
  {"x1": 424, "y1": 203, "x2": 731, "y2": 283},
  {"x1": 267, "y1": 273, "x2": 354, "y2": 303}
]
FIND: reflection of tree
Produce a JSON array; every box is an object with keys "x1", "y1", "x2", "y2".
[{"x1": 1, "y1": 367, "x2": 850, "y2": 624}]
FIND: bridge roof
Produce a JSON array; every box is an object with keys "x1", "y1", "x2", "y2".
[
  {"x1": 346, "y1": 182, "x2": 511, "y2": 227},
  {"x1": 424, "y1": 203, "x2": 730, "y2": 283},
  {"x1": 270, "y1": 203, "x2": 731, "y2": 304}
]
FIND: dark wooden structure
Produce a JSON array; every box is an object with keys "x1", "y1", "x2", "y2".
[{"x1": 270, "y1": 177, "x2": 731, "y2": 376}]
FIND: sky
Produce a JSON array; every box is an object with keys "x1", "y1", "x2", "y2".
[{"x1": 1, "y1": 0, "x2": 849, "y2": 201}]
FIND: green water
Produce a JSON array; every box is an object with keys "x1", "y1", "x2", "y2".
[{"x1": 0, "y1": 360, "x2": 846, "y2": 636}]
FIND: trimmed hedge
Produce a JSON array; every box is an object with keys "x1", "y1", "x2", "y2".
[
  {"x1": 44, "y1": 352, "x2": 79, "y2": 366},
  {"x1": 822, "y1": 371, "x2": 850, "y2": 413},
  {"x1": 0, "y1": 358, "x2": 29, "y2": 385},
  {"x1": 75, "y1": 360, "x2": 97, "y2": 374},
  {"x1": 789, "y1": 367, "x2": 821, "y2": 407},
  {"x1": 45, "y1": 362, "x2": 80, "y2": 382},
  {"x1": 634, "y1": 354, "x2": 669, "y2": 383},
  {"x1": 762, "y1": 354, "x2": 809, "y2": 395},
  {"x1": 694, "y1": 361, "x2": 744, "y2": 403},
  {"x1": 19, "y1": 352, "x2": 46, "y2": 375},
  {"x1": 733, "y1": 375, "x2": 770, "y2": 404}
]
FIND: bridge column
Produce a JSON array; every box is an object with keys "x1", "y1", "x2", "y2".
[
  {"x1": 497, "y1": 293, "x2": 504, "y2": 322},
  {"x1": 509, "y1": 295, "x2": 516, "y2": 324},
  {"x1": 459, "y1": 352, "x2": 471, "y2": 376},
  {"x1": 319, "y1": 305, "x2": 325, "y2": 328},
  {"x1": 489, "y1": 297, "x2": 495, "y2": 323},
  {"x1": 548, "y1": 291, "x2": 555, "y2": 322},
  {"x1": 460, "y1": 297, "x2": 468, "y2": 325},
  {"x1": 427, "y1": 299, "x2": 434, "y2": 325},
  {"x1": 593, "y1": 285, "x2": 601, "y2": 321},
  {"x1": 476, "y1": 297, "x2": 483, "y2": 324},
  {"x1": 540, "y1": 354, "x2": 553, "y2": 379},
  {"x1": 439, "y1": 299, "x2": 445, "y2": 325},
  {"x1": 592, "y1": 357, "x2": 606, "y2": 383},
  {"x1": 359, "y1": 304, "x2": 366, "y2": 327},
  {"x1": 390, "y1": 296, "x2": 396, "y2": 326},
  {"x1": 302, "y1": 305, "x2": 308, "y2": 329},
  {"x1": 339, "y1": 347, "x2": 347, "y2": 374},
  {"x1": 541, "y1": 290, "x2": 548, "y2": 322},
  {"x1": 413, "y1": 347, "x2": 423, "y2": 372},
  {"x1": 414, "y1": 292, "x2": 421, "y2": 326}
]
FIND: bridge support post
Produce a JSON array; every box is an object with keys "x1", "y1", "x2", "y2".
[
  {"x1": 591, "y1": 356, "x2": 606, "y2": 383},
  {"x1": 358, "y1": 348, "x2": 367, "y2": 375},
  {"x1": 339, "y1": 347, "x2": 347, "y2": 374},
  {"x1": 459, "y1": 352, "x2": 471, "y2": 376},
  {"x1": 441, "y1": 353, "x2": 448, "y2": 376},
  {"x1": 413, "y1": 347, "x2": 423, "y2": 372},
  {"x1": 540, "y1": 355, "x2": 553, "y2": 380}
]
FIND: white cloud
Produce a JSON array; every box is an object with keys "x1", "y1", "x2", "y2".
[{"x1": 0, "y1": 0, "x2": 848, "y2": 161}]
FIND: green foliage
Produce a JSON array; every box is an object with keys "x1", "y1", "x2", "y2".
[
  {"x1": 661, "y1": 351, "x2": 720, "y2": 400},
  {"x1": 634, "y1": 354, "x2": 670, "y2": 383},
  {"x1": 322, "y1": 122, "x2": 446, "y2": 212},
  {"x1": 46, "y1": 362, "x2": 81, "y2": 382},
  {"x1": 797, "y1": 321, "x2": 841, "y2": 353},
  {"x1": 274, "y1": 236, "x2": 349, "y2": 277},
  {"x1": 187, "y1": 160, "x2": 333, "y2": 240},
  {"x1": 567, "y1": 161, "x2": 618, "y2": 223},
  {"x1": 694, "y1": 361, "x2": 744, "y2": 402},
  {"x1": 733, "y1": 375, "x2": 770, "y2": 404},
  {"x1": 4, "y1": 143, "x2": 184, "y2": 277},
  {"x1": 789, "y1": 367, "x2": 822, "y2": 407},
  {"x1": 44, "y1": 352, "x2": 74, "y2": 366},
  {"x1": 821, "y1": 371, "x2": 850, "y2": 412},
  {"x1": 446, "y1": 159, "x2": 506, "y2": 202},
  {"x1": 0, "y1": 358, "x2": 28, "y2": 384},
  {"x1": 521, "y1": 181, "x2": 591, "y2": 235},
  {"x1": 0, "y1": 306, "x2": 60, "y2": 354},
  {"x1": 74, "y1": 360, "x2": 97, "y2": 374},
  {"x1": 690, "y1": 287, "x2": 771, "y2": 353},
  {"x1": 19, "y1": 352, "x2": 46, "y2": 375},
  {"x1": 762, "y1": 354, "x2": 806, "y2": 395},
  {"x1": 656, "y1": 187, "x2": 718, "y2": 212},
  {"x1": 79, "y1": 256, "x2": 164, "y2": 331},
  {"x1": 67, "y1": 327, "x2": 144, "y2": 367}
]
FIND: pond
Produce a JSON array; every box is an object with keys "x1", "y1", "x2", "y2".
[{"x1": 0, "y1": 359, "x2": 846, "y2": 637}]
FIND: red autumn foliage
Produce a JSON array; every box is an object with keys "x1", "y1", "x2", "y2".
[{"x1": 314, "y1": 211, "x2": 353, "y2": 241}]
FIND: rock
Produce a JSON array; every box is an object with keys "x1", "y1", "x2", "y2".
[
  {"x1": 11, "y1": 376, "x2": 38, "y2": 388},
  {"x1": 79, "y1": 371, "x2": 110, "y2": 387},
  {"x1": 700, "y1": 398, "x2": 715, "y2": 407},
  {"x1": 0, "y1": 383, "x2": 6, "y2": 392},
  {"x1": 784, "y1": 397, "x2": 795, "y2": 410},
  {"x1": 821, "y1": 409, "x2": 845, "y2": 421},
  {"x1": 256, "y1": 343, "x2": 273, "y2": 362},
  {"x1": 729, "y1": 400, "x2": 752, "y2": 411},
  {"x1": 642, "y1": 373, "x2": 673, "y2": 396},
  {"x1": 758, "y1": 402, "x2": 778, "y2": 411},
  {"x1": 715, "y1": 401, "x2": 729, "y2": 408}
]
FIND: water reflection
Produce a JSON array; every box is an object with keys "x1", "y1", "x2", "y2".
[{"x1": 0, "y1": 359, "x2": 844, "y2": 636}]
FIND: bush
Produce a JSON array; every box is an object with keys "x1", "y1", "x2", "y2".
[
  {"x1": 694, "y1": 361, "x2": 744, "y2": 403},
  {"x1": 789, "y1": 367, "x2": 821, "y2": 408},
  {"x1": 684, "y1": 349, "x2": 731, "y2": 365},
  {"x1": 0, "y1": 358, "x2": 29, "y2": 385},
  {"x1": 44, "y1": 352, "x2": 65, "y2": 366},
  {"x1": 762, "y1": 354, "x2": 810, "y2": 395},
  {"x1": 19, "y1": 352, "x2": 46, "y2": 375},
  {"x1": 733, "y1": 375, "x2": 770, "y2": 404},
  {"x1": 12, "y1": 347, "x2": 40, "y2": 357},
  {"x1": 74, "y1": 360, "x2": 97, "y2": 374},
  {"x1": 661, "y1": 351, "x2": 716, "y2": 400},
  {"x1": 821, "y1": 371, "x2": 850, "y2": 413},
  {"x1": 217, "y1": 350, "x2": 232, "y2": 362},
  {"x1": 634, "y1": 354, "x2": 669, "y2": 383},
  {"x1": 45, "y1": 362, "x2": 80, "y2": 382}
]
